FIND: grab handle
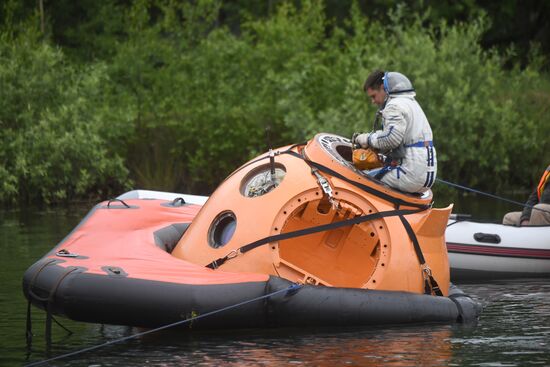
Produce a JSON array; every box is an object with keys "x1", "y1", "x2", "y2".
[{"x1": 473, "y1": 232, "x2": 501, "y2": 244}]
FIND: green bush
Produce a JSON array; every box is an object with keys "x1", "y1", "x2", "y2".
[
  {"x1": 0, "y1": 31, "x2": 131, "y2": 204},
  {"x1": 1, "y1": 0, "x2": 548, "y2": 204}
]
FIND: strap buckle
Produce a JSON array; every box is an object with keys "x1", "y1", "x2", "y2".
[
  {"x1": 226, "y1": 249, "x2": 240, "y2": 260},
  {"x1": 207, "y1": 249, "x2": 240, "y2": 270},
  {"x1": 421, "y1": 264, "x2": 432, "y2": 279},
  {"x1": 421, "y1": 265, "x2": 442, "y2": 296},
  {"x1": 311, "y1": 168, "x2": 339, "y2": 210}
]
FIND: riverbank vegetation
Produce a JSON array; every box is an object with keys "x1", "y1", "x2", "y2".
[{"x1": 1, "y1": 0, "x2": 548, "y2": 205}]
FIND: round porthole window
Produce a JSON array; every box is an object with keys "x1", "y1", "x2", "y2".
[
  {"x1": 240, "y1": 163, "x2": 286, "y2": 198},
  {"x1": 208, "y1": 211, "x2": 237, "y2": 248}
]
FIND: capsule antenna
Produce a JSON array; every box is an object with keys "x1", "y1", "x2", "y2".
[{"x1": 265, "y1": 125, "x2": 276, "y2": 179}]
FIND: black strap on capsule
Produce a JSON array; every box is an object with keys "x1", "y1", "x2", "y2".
[
  {"x1": 283, "y1": 150, "x2": 430, "y2": 210},
  {"x1": 206, "y1": 207, "x2": 423, "y2": 269},
  {"x1": 224, "y1": 143, "x2": 430, "y2": 210},
  {"x1": 207, "y1": 209, "x2": 445, "y2": 297},
  {"x1": 399, "y1": 214, "x2": 443, "y2": 296}
]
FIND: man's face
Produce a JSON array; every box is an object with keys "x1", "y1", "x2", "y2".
[{"x1": 366, "y1": 85, "x2": 386, "y2": 107}]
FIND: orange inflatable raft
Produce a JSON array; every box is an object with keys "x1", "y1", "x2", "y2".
[{"x1": 23, "y1": 134, "x2": 480, "y2": 330}]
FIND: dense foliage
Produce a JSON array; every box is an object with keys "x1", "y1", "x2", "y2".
[
  {"x1": 0, "y1": 0, "x2": 548, "y2": 205},
  {"x1": 0, "y1": 31, "x2": 131, "y2": 203}
]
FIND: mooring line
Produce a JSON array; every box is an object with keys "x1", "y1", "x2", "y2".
[
  {"x1": 25, "y1": 283, "x2": 302, "y2": 367},
  {"x1": 436, "y1": 178, "x2": 550, "y2": 215}
]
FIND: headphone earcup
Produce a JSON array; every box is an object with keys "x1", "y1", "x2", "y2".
[{"x1": 383, "y1": 72, "x2": 389, "y2": 93}]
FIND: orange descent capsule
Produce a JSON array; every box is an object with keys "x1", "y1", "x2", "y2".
[{"x1": 172, "y1": 133, "x2": 451, "y2": 295}]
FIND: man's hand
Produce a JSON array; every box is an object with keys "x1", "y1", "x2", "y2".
[
  {"x1": 520, "y1": 219, "x2": 529, "y2": 226},
  {"x1": 354, "y1": 133, "x2": 371, "y2": 149}
]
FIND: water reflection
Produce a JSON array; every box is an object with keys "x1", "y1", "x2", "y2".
[{"x1": 46, "y1": 324, "x2": 455, "y2": 366}]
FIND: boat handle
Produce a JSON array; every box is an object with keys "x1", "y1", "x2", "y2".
[
  {"x1": 473, "y1": 232, "x2": 501, "y2": 244},
  {"x1": 107, "y1": 199, "x2": 130, "y2": 208},
  {"x1": 171, "y1": 197, "x2": 186, "y2": 207}
]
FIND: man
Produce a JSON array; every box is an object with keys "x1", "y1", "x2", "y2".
[
  {"x1": 502, "y1": 165, "x2": 550, "y2": 226},
  {"x1": 354, "y1": 70, "x2": 436, "y2": 194}
]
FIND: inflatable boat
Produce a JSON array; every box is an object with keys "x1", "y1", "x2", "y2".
[
  {"x1": 23, "y1": 134, "x2": 480, "y2": 331},
  {"x1": 446, "y1": 215, "x2": 550, "y2": 280}
]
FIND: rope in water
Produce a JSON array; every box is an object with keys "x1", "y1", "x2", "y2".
[
  {"x1": 436, "y1": 178, "x2": 550, "y2": 215},
  {"x1": 25, "y1": 283, "x2": 302, "y2": 367}
]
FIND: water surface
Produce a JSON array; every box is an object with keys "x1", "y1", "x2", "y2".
[{"x1": 1, "y1": 197, "x2": 548, "y2": 366}]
